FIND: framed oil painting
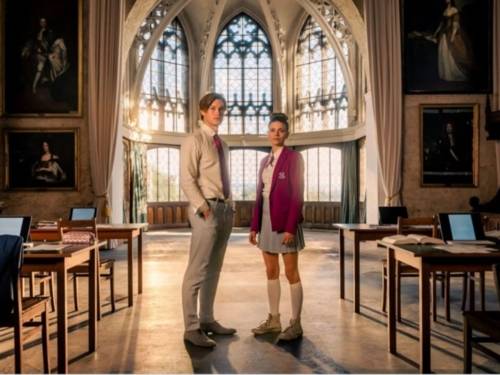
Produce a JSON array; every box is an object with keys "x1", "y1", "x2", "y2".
[
  {"x1": 402, "y1": 0, "x2": 492, "y2": 94},
  {"x1": 421, "y1": 104, "x2": 478, "y2": 187},
  {"x1": 5, "y1": 129, "x2": 78, "y2": 190},
  {"x1": 3, "y1": 0, "x2": 82, "y2": 115}
]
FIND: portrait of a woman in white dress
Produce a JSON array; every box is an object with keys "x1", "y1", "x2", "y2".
[{"x1": 403, "y1": 0, "x2": 491, "y2": 93}]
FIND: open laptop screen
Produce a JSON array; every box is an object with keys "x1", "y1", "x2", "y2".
[
  {"x1": 438, "y1": 212, "x2": 485, "y2": 242},
  {"x1": 69, "y1": 207, "x2": 97, "y2": 220},
  {"x1": 0, "y1": 216, "x2": 32, "y2": 242}
]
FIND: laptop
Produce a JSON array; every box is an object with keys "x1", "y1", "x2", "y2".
[
  {"x1": 438, "y1": 212, "x2": 494, "y2": 245},
  {"x1": 69, "y1": 207, "x2": 97, "y2": 220},
  {"x1": 378, "y1": 206, "x2": 409, "y2": 225},
  {"x1": 0, "y1": 216, "x2": 32, "y2": 242}
]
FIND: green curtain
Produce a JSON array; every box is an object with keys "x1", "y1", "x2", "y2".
[
  {"x1": 131, "y1": 142, "x2": 148, "y2": 223},
  {"x1": 340, "y1": 141, "x2": 359, "y2": 223}
]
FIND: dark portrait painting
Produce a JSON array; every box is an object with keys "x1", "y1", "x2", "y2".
[
  {"x1": 4, "y1": 0, "x2": 82, "y2": 115},
  {"x1": 421, "y1": 105, "x2": 478, "y2": 186},
  {"x1": 402, "y1": 0, "x2": 492, "y2": 93},
  {"x1": 5, "y1": 129, "x2": 78, "y2": 190}
]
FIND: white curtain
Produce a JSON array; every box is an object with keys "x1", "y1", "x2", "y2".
[
  {"x1": 493, "y1": 0, "x2": 500, "y2": 187},
  {"x1": 364, "y1": 0, "x2": 403, "y2": 206},
  {"x1": 88, "y1": 0, "x2": 124, "y2": 221}
]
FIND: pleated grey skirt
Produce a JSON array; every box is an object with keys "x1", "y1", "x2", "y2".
[{"x1": 257, "y1": 197, "x2": 305, "y2": 254}]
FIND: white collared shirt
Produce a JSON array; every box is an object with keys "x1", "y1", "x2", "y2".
[
  {"x1": 180, "y1": 120, "x2": 231, "y2": 213},
  {"x1": 262, "y1": 147, "x2": 283, "y2": 198}
]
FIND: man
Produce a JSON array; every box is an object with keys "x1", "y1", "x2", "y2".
[
  {"x1": 180, "y1": 93, "x2": 235, "y2": 347},
  {"x1": 21, "y1": 18, "x2": 54, "y2": 94}
]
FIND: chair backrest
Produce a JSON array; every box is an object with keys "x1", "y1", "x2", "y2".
[
  {"x1": 397, "y1": 216, "x2": 438, "y2": 238},
  {"x1": 379, "y1": 206, "x2": 409, "y2": 225},
  {"x1": 58, "y1": 219, "x2": 98, "y2": 244},
  {"x1": 69, "y1": 207, "x2": 97, "y2": 220},
  {"x1": 494, "y1": 264, "x2": 500, "y2": 306},
  {"x1": 0, "y1": 235, "x2": 23, "y2": 323}
]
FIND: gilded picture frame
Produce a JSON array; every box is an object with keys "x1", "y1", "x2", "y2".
[
  {"x1": 4, "y1": 128, "x2": 79, "y2": 190},
  {"x1": 420, "y1": 104, "x2": 479, "y2": 187},
  {"x1": 3, "y1": 0, "x2": 83, "y2": 116}
]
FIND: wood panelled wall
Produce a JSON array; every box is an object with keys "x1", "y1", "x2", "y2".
[{"x1": 146, "y1": 201, "x2": 348, "y2": 229}]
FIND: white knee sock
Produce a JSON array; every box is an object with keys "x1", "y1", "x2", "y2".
[
  {"x1": 290, "y1": 281, "x2": 303, "y2": 320},
  {"x1": 267, "y1": 278, "x2": 280, "y2": 316}
]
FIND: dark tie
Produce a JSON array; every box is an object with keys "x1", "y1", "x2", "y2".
[
  {"x1": 267, "y1": 154, "x2": 274, "y2": 167},
  {"x1": 213, "y1": 134, "x2": 230, "y2": 199}
]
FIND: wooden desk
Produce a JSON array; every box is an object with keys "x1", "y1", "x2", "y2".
[
  {"x1": 382, "y1": 242, "x2": 500, "y2": 373},
  {"x1": 22, "y1": 242, "x2": 100, "y2": 373},
  {"x1": 30, "y1": 223, "x2": 148, "y2": 307},
  {"x1": 333, "y1": 224, "x2": 400, "y2": 313}
]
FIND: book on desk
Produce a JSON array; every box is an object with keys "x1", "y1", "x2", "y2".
[{"x1": 381, "y1": 234, "x2": 444, "y2": 246}]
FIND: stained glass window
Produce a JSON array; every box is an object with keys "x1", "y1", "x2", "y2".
[
  {"x1": 214, "y1": 14, "x2": 273, "y2": 135},
  {"x1": 229, "y1": 149, "x2": 268, "y2": 200},
  {"x1": 301, "y1": 147, "x2": 341, "y2": 201},
  {"x1": 295, "y1": 16, "x2": 348, "y2": 132},
  {"x1": 147, "y1": 147, "x2": 183, "y2": 202},
  {"x1": 140, "y1": 18, "x2": 188, "y2": 133}
]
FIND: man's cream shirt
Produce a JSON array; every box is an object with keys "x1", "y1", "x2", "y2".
[{"x1": 180, "y1": 120, "x2": 232, "y2": 213}]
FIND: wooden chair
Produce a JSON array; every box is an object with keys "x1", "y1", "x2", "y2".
[
  {"x1": 382, "y1": 216, "x2": 442, "y2": 321},
  {"x1": 463, "y1": 264, "x2": 500, "y2": 373},
  {"x1": 460, "y1": 216, "x2": 490, "y2": 312},
  {"x1": 58, "y1": 219, "x2": 116, "y2": 314},
  {"x1": 21, "y1": 271, "x2": 55, "y2": 312},
  {"x1": 0, "y1": 235, "x2": 50, "y2": 373}
]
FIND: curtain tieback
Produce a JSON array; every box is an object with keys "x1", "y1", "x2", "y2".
[
  {"x1": 385, "y1": 192, "x2": 400, "y2": 205},
  {"x1": 95, "y1": 195, "x2": 112, "y2": 218}
]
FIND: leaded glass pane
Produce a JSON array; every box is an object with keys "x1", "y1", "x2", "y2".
[
  {"x1": 146, "y1": 146, "x2": 182, "y2": 202},
  {"x1": 319, "y1": 147, "x2": 330, "y2": 201},
  {"x1": 301, "y1": 147, "x2": 342, "y2": 202},
  {"x1": 230, "y1": 150, "x2": 244, "y2": 200},
  {"x1": 295, "y1": 16, "x2": 349, "y2": 132},
  {"x1": 229, "y1": 149, "x2": 268, "y2": 201},
  {"x1": 331, "y1": 148, "x2": 341, "y2": 201},
  {"x1": 168, "y1": 148, "x2": 180, "y2": 201},
  {"x1": 214, "y1": 14, "x2": 273, "y2": 135},
  {"x1": 157, "y1": 148, "x2": 169, "y2": 201},
  {"x1": 139, "y1": 18, "x2": 188, "y2": 133}
]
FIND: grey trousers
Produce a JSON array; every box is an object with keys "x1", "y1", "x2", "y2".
[{"x1": 182, "y1": 200, "x2": 233, "y2": 331}]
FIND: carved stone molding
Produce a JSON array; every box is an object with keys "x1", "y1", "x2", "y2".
[
  {"x1": 134, "y1": 0, "x2": 178, "y2": 64},
  {"x1": 308, "y1": 0, "x2": 352, "y2": 51},
  {"x1": 200, "y1": 1, "x2": 218, "y2": 64}
]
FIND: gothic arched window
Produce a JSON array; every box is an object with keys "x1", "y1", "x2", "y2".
[
  {"x1": 140, "y1": 18, "x2": 188, "y2": 133},
  {"x1": 295, "y1": 16, "x2": 348, "y2": 132},
  {"x1": 213, "y1": 13, "x2": 273, "y2": 135},
  {"x1": 301, "y1": 147, "x2": 341, "y2": 201}
]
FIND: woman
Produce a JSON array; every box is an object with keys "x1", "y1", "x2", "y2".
[
  {"x1": 430, "y1": 0, "x2": 474, "y2": 82},
  {"x1": 249, "y1": 113, "x2": 305, "y2": 341},
  {"x1": 32, "y1": 141, "x2": 66, "y2": 183}
]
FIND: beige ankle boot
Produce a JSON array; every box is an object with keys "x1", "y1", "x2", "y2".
[
  {"x1": 251, "y1": 313, "x2": 281, "y2": 335},
  {"x1": 277, "y1": 317, "x2": 303, "y2": 341}
]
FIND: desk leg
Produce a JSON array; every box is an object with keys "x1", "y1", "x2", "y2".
[
  {"x1": 339, "y1": 229, "x2": 345, "y2": 299},
  {"x1": 128, "y1": 234, "x2": 134, "y2": 307},
  {"x1": 419, "y1": 261, "x2": 431, "y2": 373},
  {"x1": 353, "y1": 235, "x2": 360, "y2": 313},
  {"x1": 56, "y1": 264, "x2": 68, "y2": 374},
  {"x1": 89, "y1": 247, "x2": 97, "y2": 352},
  {"x1": 388, "y1": 247, "x2": 396, "y2": 354},
  {"x1": 138, "y1": 230, "x2": 143, "y2": 294}
]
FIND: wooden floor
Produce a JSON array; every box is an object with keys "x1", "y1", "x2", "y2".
[{"x1": 0, "y1": 228, "x2": 499, "y2": 373}]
